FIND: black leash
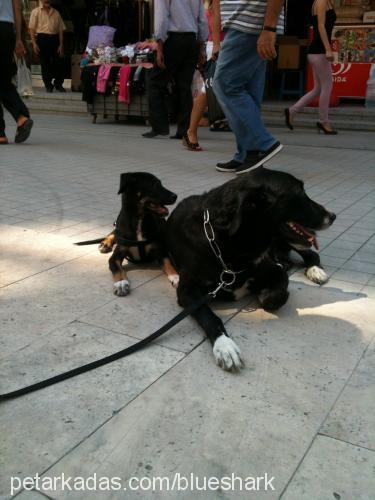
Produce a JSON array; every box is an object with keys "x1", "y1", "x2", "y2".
[
  {"x1": 1, "y1": 209, "x2": 243, "y2": 402},
  {"x1": 0, "y1": 294, "x2": 211, "y2": 401}
]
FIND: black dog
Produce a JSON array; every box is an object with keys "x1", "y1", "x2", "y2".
[
  {"x1": 76, "y1": 172, "x2": 178, "y2": 296},
  {"x1": 166, "y1": 167, "x2": 336, "y2": 371}
]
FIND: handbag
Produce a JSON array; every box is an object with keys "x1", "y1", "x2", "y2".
[
  {"x1": 203, "y1": 59, "x2": 225, "y2": 124},
  {"x1": 17, "y1": 58, "x2": 33, "y2": 97}
]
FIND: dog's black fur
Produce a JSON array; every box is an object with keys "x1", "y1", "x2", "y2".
[
  {"x1": 166, "y1": 167, "x2": 336, "y2": 371},
  {"x1": 76, "y1": 172, "x2": 177, "y2": 296}
]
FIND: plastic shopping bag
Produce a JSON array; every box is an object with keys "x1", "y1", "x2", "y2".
[
  {"x1": 17, "y1": 58, "x2": 33, "y2": 97},
  {"x1": 87, "y1": 25, "x2": 116, "y2": 49},
  {"x1": 191, "y1": 69, "x2": 204, "y2": 99},
  {"x1": 203, "y1": 59, "x2": 225, "y2": 124}
]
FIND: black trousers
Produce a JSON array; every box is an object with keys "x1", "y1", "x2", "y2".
[
  {"x1": 37, "y1": 33, "x2": 64, "y2": 89},
  {"x1": 0, "y1": 21, "x2": 30, "y2": 137},
  {"x1": 148, "y1": 33, "x2": 199, "y2": 135}
]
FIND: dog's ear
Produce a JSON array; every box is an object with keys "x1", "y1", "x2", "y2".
[
  {"x1": 214, "y1": 190, "x2": 250, "y2": 235},
  {"x1": 118, "y1": 173, "x2": 136, "y2": 194}
]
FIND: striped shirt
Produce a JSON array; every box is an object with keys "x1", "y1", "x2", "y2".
[{"x1": 220, "y1": 0, "x2": 284, "y2": 35}]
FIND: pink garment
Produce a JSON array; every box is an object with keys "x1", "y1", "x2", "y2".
[
  {"x1": 290, "y1": 54, "x2": 333, "y2": 123},
  {"x1": 96, "y1": 64, "x2": 112, "y2": 93},
  {"x1": 118, "y1": 65, "x2": 132, "y2": 104}
]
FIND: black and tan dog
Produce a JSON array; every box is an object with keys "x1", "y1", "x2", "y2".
[
  {"x1": 76, "y1": 172, "x2": 178, "y2": 296},
  {"x1": 166, "y1": 167, "x2": 336, "y2": 371}
]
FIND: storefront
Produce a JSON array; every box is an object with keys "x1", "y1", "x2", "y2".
[{"x1": 285, "y1": 0, "x2": 375, "y2": 105}]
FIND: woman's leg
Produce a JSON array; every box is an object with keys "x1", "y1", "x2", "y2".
[
  {"x1": 289, "y1": 54, "x2": 322, "y2": 118},
  {"x1": 187, "y1": 92, "x2": 207, "y2": 144},
  {"x1": 316, "y1": 56, "x2": 333, "y2": 124}
]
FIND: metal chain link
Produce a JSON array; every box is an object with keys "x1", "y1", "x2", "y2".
[{"x1": 203, "y1": 209, "x2": 247, "y2": 296}]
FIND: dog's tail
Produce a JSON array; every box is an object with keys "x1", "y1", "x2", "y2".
[{"x1": 74, "y1": 237, "x2": 105, "y2": 246}]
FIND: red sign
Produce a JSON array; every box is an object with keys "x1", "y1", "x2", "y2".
[{"x1": 306, "y1": 62, "x2": 372, "y2": 106}]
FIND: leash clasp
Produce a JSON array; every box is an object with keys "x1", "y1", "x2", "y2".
[{"x1": 220, "y1": 269, "x2": 236, "y2": 287}]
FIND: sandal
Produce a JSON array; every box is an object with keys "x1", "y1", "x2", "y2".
[
  {"x1": 209, "y1": 119, "x2": 231, "y2": 132},
  {"x1": 0, "y1": 137, "x2": 9, "y2": 145},
  {"x1": 182, "y1": 132, "x2": 202, "y2": 151}
]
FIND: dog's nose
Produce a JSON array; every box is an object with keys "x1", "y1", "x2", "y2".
[
  {"x1": 329, "y1": 212, "x2": 336, "y2": 224},
  {"x1": 170, "y1": 193, "x2": 177, "y2": 204}
]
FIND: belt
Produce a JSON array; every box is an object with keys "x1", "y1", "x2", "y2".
[{"x1": 167, "y1": 31, "x2": 197, "y2": 37}]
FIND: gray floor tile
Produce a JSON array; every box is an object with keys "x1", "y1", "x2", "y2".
[
  {"x1": 0, "y1": 251, "x2": 161, "y2": 359},
  {"x1": 320, "y1": 336, "x2": 375, "y2": 450},
  {"x1": 281, "y1": 436, "x2": 375, "y2": 500},
  {"x1": 0, "y1": 322, "x2": 183, "y2": 499}
]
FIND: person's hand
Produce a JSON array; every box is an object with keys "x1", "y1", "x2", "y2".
[
  {"x1": 257, "y1": 30, "x2": 277, "y2": 60},
  {"x1": 212, "y1": 42, "x2": 220, "y2": 61},
  {"x1": 198, "y1": 45, "x2": 206, "y2": 67},
  {"x1": 32, "y1": 41, "x2": 40, "y2": 55},
  {"x1": 15, "y1": 39, "x2": 26, "y2": 58},
  {"x1": 58, "y1": 45, "x2": 64, "y2": 57},
  {"x1": 325, "y1": 50, "x2": 334, "y2": 62},
  {"x1": 156, "y1": 48, "x2": 166, "y2": 69}
]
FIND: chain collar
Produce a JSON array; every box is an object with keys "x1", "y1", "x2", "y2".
[{"x1": 203, "y1": 209, "x2": 247, "y2": 296}]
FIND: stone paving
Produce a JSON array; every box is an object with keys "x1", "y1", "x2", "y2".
[{"x1": 0, "y1": 113, "x2": 375, "y2": 500}]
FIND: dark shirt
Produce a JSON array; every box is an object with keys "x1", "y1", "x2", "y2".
[{"x1": 309, "y1": 8, "x2": 336, "y2": 54}]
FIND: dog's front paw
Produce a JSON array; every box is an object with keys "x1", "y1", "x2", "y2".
[
  {"x1": 113, "y1": 279, "x2": 130, "y2": 296},
  {"x1": 305, "y1": 265, "x2": 328, "y2": 285},
  {"x1": 213, "y1": 335, "x2": 243, "y2": 372},
  {"x1": 99, "y1": 242, "x2": 113, "y2": 254},
  {"x1": 168, "y1": 274, "x2": 180, "y2": 288}
]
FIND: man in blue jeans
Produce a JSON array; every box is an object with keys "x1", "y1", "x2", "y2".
[{"x1": 213, "y1": 0, "x2": 284, "y2": 174}]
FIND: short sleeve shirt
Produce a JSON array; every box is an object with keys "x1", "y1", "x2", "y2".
[{"x1": 29, "y1": 7, "x2": 66, "y2": 35}]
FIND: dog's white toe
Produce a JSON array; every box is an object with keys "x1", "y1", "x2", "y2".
[
  {"x1": 213, "y1": 335, "x2": 243, "y2": 371},
  {"x1": 168, "y1": 274, "x2": 180, "y2": 288},
  {"x1": 113, "y1": 279, "x2": 130, "y2": 296},
  {"x1": 305, "y1": 265, "x2": 329, "y2": 285}
]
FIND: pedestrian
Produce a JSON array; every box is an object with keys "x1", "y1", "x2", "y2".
[
  {"x1": 0, "y1": 0, "x2": 33, "y2": 145},
  {"x1": 213, "y1": 0, "x2": 284, "y2": 174},
  {"x1": 182, "y1": 0, "x2": 222, "y2": 151},
  {"x1": 142, "y1": 0, "x2": 209, "y2": 139},
  {"x1": 29, "y1": 0, "x2": 66, "y2": 93},
  {"x1": 285, "y1": 0, "x2": 337, "y2": 135}
]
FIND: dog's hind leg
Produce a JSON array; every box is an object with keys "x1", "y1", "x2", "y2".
[
  {"x1": 295, "y1": 248, "x2": 329, "y2": 285},
  {"x1": 109, "y1": 247, "x2": 130, "y2": 296},
  {"x1": 177, "y1": 278, "x2": 243, "y2": 371},
  {"x1": 161, "y1": 257, "x2": 179, "y2": 288}
]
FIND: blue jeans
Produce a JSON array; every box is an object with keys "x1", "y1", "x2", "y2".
[{"x1": 213, "y1": 29, "x2": 276, "y2": 162}]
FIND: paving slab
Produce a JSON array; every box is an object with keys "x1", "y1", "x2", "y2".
[
  {"x1": 0, "y1": 322, "x2": 183, "y2": 500},
  {"x1": 0, "y1": 247, "x2": 162, "y2": 359},
  {"x1": 26, "y1": 283, "x2": 375, "y2": 500},
  {"x1": 281, "y1": 435, "x2": 375, "y2": 500},
  {"x1": 0, "y1": 225, "x2": 93, "y2": 288},
  {"x1": 320, "y1": 336, "x2": 375, "y2": 451}
]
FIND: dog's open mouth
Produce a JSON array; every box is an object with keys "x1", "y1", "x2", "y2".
[
  {"x1": 145, "y1": 201, "x2": 169, "y2": 216},
  {"x1": 286, "y1": 222, "x2": 319, "y2": 250}
]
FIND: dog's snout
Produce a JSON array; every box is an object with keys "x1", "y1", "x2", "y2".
[
  {"x1": 169, "y1": 193, "x2": 177, "y2": 204},
  {"x1": 328, "y1": 212, "x2": 336, "y2": 224}
]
